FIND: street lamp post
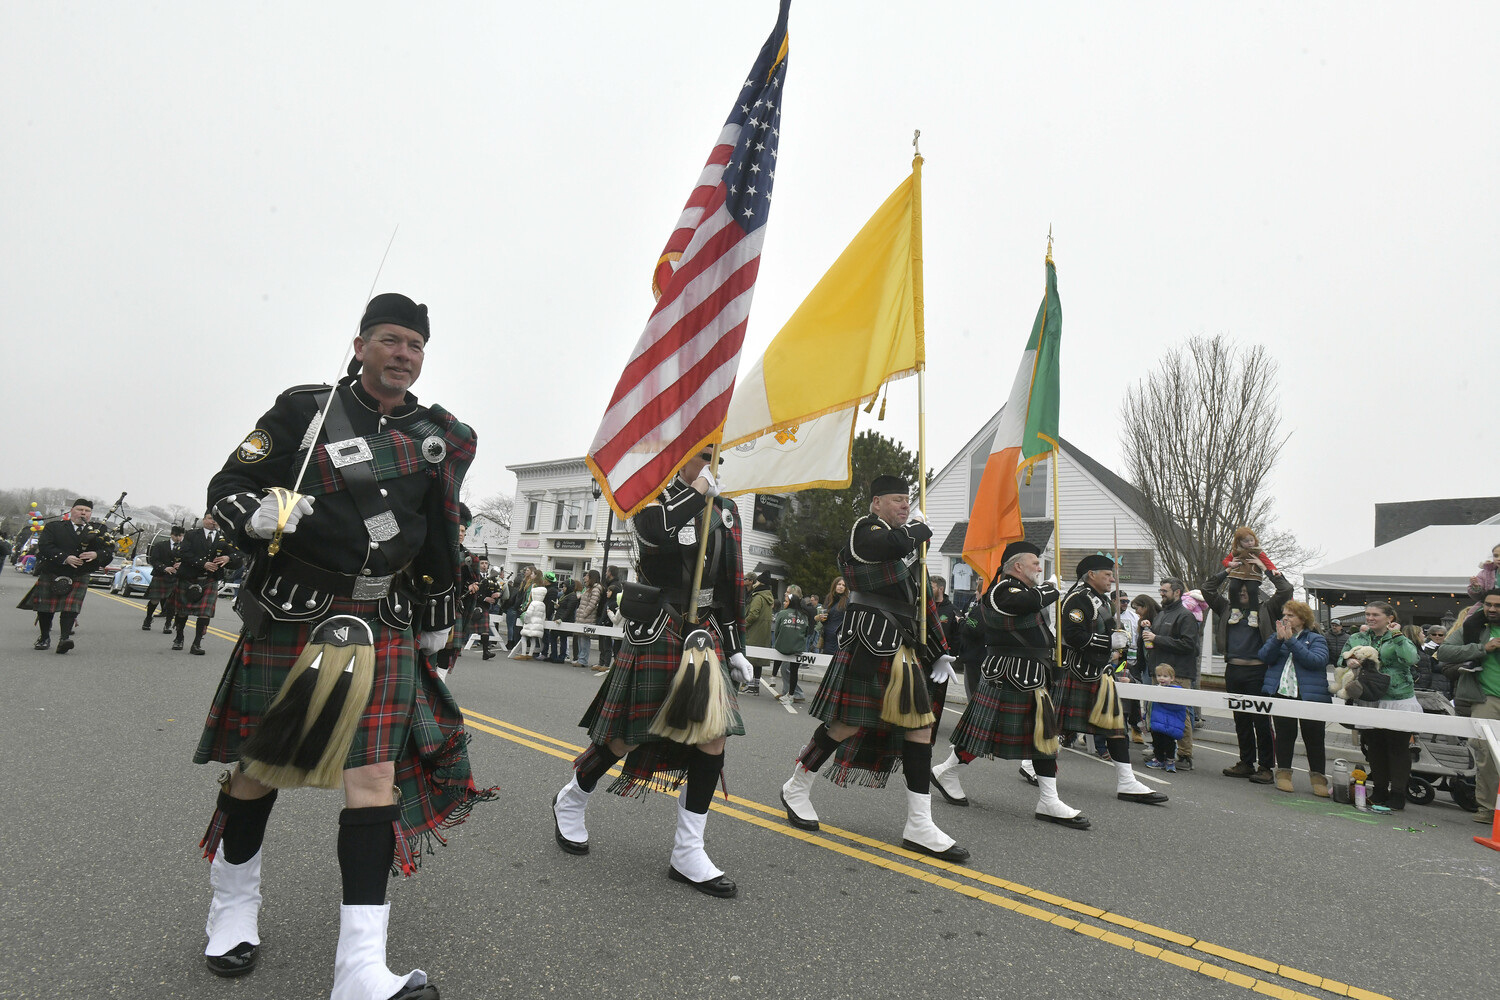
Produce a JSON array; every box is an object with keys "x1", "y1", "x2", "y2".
[{"x1": 591, "y1": 482, "x2": 613, "y2": 584}]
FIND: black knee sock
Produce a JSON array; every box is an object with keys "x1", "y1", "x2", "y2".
[
  {"x1": 574, "y1": 743, "x2": 623, "y2": 793},
  {"x1": 797, "y1": 724, "x2": 844, "y2": 773},
  {"x1": 175, "y1": 615, "x2": 188, "y2": 638},
  {"x1": 59, "y1": 612, "x2": 77, "y2": 637},
  {"x1": 902, "y1": 741, "x2": 933, "y2": 794},
  {"x1": 144, "y1": 602, "x2": 157, "y2": 621},
  {"x1": 219, "y1": 789, "x2": 278, "y2": 864},
  {"x1": 194, "y1": 617, "x2": 209, "y2": 642},
  {"x1": 36, "y1": 612, "x2": 53, "y2": 638},
  {"x1": 1106, "y1": 736, "x2": 1131, "y2": 764},
  {"x1": 684, "y1": 748, "x2": 724, "y2": 813},
  {"x1": 1032, "y1": 757, "x2": 1058, "y2": 779},
  {"x1": 337, "y1": 805, "x2": 398, "y2": 906}
]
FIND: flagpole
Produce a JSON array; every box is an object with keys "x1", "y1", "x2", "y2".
[
  {"x1": 911, "y1": 133, "x2": 929, "y2": 645},
  {"x1": 1046, "y1": 231, "x2": 1062, "y2": 663},
  {"x1": 686, "y1": 440, "x2": 721, "y2": 626}
]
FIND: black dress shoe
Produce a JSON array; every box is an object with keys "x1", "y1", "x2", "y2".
[
  {"x1": 190, "y1": 643, "x2": 206, "y2": 656},
  {"x1": 162, "y1": 623, "x2": 173, "y2": 634},
  {"x1": 901, "y1": 839, "x2": 971, "y2": 862},
  {"x1": 34, "y1": 637, "x2": 51, "y2": 651},
  {"x1": 56, "y1": 637, "x2": 74, "y2": 654},
  {"x1": 205, "y1": 941, "x2": 258, "y2": 977},
  {"x1": 1118, "y1": 790, "x2": 1170, "y2": 805},
  {"x1": 1035, "y1": 812, "x2": 1092, "y2": 830},
  {"x1": 932, "y1": 778, "x2": 969, "y2": 807},
  {"x1": 482, "y1": 650, "x2": 496, "y2": 660},
  {"x1": 141, "y1": 621, "x2": 153, "y2": 631},
  {"x1": 552, "y1": 793, "x2": 588, "y2": 855},
  {"x1": 668, "y1": 866, "x2": 737, "y2": 898},
  {"x1": 1018, "y1": 765, "x2": 1039, "y2": 787},
  {"x1": 172, "y1": 638, "x2": 184, "y2": 650},
  {"x1": 388, "y1": 981, "x2": 440, "y2": 1000},
  {"x1": 781, "y1": 791, "x2": 819, "y2": 831}
]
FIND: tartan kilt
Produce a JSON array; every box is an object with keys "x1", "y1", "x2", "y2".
[
  {"x1": 823, "y1": 676, "x2": 949, "y2": 790},
  {"x1": 143, "y1": 572, "x2": 177, "y2": 603},
  {"x1": 950, "y1": 675, "x2": 1054, "y2": 761},
  {"x1": 17, "y1": 574, "x2": 88, "y2": 615},
  {"x1": 175, "y1": 578, "x2": 219, "y2": 618},
  {"x1": 193, "y1": 599, "x2": 495, "y2": 862},
  {"x1": 578, "y1": 617, "x2": 744, "y2": 797},
  {"x1": 810, "y1": 644, "x2": 926, "y2": 734},
  {"x1": 1055, "y1": 671, "x2": 1124, "y2": 736}
]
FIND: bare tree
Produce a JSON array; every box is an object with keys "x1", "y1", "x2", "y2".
[
  {"x1": 472, "y1": 493, "x2": 514, "y2": 533},
  {"x1": 1120, "y1": 334, "x2": 1318, "y2": 587}
]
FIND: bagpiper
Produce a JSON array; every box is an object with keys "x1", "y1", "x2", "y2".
[
  {"x1": 191, "y1": 293, "x2": 491, "y2": 1000},
  {"x1": 778, "y1": 475, "x2": 967, "y2": 862},
  {"x1": 171, "y1": 512, "x2": 243, "y2": 655},
  {"x1": 929, "y1": 541, "x2": 1092, "y2": 829},
  {"x1": 17, "y1": 499, "x2": 113, "y2": 653},
  {"x1": 142, "y1": 525, "x2": 184, "y2": 632},
  {"x1": 551, "y1": 450, "x2": 754, "y2": 898},
  {"x1": 1052, "y1": 553, "x2": 1167, "y2": 805}
]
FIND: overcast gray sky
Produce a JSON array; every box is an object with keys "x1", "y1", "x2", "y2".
[{"x1": 3, "y1": 2, "x2": 1496, "y2": 565}]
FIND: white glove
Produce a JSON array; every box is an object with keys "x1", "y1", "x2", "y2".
[
  {"x1": 907, "y1": 507, "x2": 927, "y2": 525},
  {"x1": 417, "y1": 629, "x2": 451, "y2": 654},
  {"x1": 729, "y1": 652, "x2": 754, "y2": 684},
  {"x1": 696, "y1": 471, "x2": 720, "y2": 498},
  {"x1": 1110, "y1": 631, "x2": 1127, "y2": 651},
  {"x1": 246, "y1": 494, "x2": 315, "y2": 539},
  {"x1": 1047, "y1": 574, "x2": 1060, "y2": 590},
  {"x1": 929, "y1": 654, "x2": 956, "y2": 685}
]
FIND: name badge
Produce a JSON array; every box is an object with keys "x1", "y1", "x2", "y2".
[{"x1": 679, "y1": 524, "x2": 696, "y2": 546}]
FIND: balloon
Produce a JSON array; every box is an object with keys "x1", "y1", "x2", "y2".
[{"x1": 29, "y1": 502, "x2": 37, "y2": 508}]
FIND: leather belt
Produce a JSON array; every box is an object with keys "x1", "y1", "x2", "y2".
[
  {"x1": 849, "y1": 590, "x2": 919, "y2": 618},
  {"x1": 264, "y1": 551, "x2": 399, "y2": 601},
  {"x1": 988, "y1": 643, "x2": 1056, "y2": 662}
]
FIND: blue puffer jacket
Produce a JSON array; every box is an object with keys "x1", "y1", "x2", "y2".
[
  {"x1": 1149, "y1": 688, "x2": 1188, "y2": 739},
  {"x1": 1257, "y1": 630, "x2": 1331, "y2": 702}
]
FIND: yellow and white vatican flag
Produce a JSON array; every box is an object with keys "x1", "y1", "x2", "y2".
[{"x1": 718, "y1": 165, "x2": 923, "y2": 496}]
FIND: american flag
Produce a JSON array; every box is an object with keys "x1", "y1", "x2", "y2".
[{"x1": 587, "y1": 0, "x2": 790, "y2": 519}]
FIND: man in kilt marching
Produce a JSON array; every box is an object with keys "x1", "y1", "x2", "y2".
[
  {"x1": 17, "y1": 499, "x2": 113, "y2": 653},
  {"x1": 551, "y1": 449, "x2": 754, "y2": 898},
  {"x1": 432, "y1": 505, "x2": 479, "y2": 679},
  {"x1": 142, "y1": 524, "x2": 184, "y2": 632},
  {"x1": 1053, "y1": 554, "x2": 1167, "y2": 805},
  {"x1": 929, "y1": 541, "x2": 1092, "y2": 830},
  {"x1": 191, "y1": 293, "x2": 490, "y2": 1000},
  {"x1": 172, "y1": 512, "x2": 243, "y2": 655},
  {"x1": 779, "y1": 475, "x2": 968, "y2": 862}
]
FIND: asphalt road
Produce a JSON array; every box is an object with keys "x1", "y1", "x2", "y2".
[{"x1": 2, "y1": 571, "x2": 1496, "y2": 1000}]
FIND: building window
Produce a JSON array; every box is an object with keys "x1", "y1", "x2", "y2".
[
  {"x1": 552, "y1": 501, "x2": 564, "y2": 532},
  {"x1": 567, "y1": 497, "x2": 580, "y2": 532},
  {"x1": 967, "y1": 447, "x2": 987, "y2": 509},
  {"x1": 584, "y1": 503, "x2": 594, "y2": 532},
  {"x1": 525, "y1": 500, "x2": 538, "y2": 532},
  {"x1": 1019, "y1": 461, "x2": 1048, "y2": 518}
]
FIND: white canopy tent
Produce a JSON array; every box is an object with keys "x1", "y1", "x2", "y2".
[{"x1": 1304, "y1": 524, "x2": 1495, "y2": 595}]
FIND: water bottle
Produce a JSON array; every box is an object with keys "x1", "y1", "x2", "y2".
[
  {"x1": 1141, "y1": 620, "x2": 1153, "y2": 650},
  {"x1": 1331, "y1": 759, "x2": 1351, "y2": 804},
  {"x1": 1352, "y1": 767, "x2": 1368, "y2": 811}
]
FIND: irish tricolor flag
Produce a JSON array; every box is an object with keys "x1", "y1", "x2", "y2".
[{"x1": 962, "y1": 254, "x2": 1061, "y2": 579}]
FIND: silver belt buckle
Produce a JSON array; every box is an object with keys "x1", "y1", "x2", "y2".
[
  {"x1": 326, "y1": 437, "x2": 373, "y2": 468},
  {"x1": 696, "y1": 587, "x2": 714, "y2": 609},
  {"x1": 364, "y1": 511, "x2": 400, "y2": 542},
  {"x1": 351, "y1": 573, "x2": 394, "y2": 601}
]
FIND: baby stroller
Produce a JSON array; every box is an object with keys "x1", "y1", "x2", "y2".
[{"x1": 1406, "y1": 690, "x2": 1478, "y2": 811}]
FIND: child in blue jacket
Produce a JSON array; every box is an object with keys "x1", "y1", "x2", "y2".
[{"x1": 1147, "y1": 665, "x2": 1189, "y2": 773}]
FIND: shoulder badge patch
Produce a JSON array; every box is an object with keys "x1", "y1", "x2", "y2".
[
  {"x1": 421, "y1": 436, "x2": 447, "y2": 464},
  {"x1": 1068, "y1": 608, "x2": 1086, "y2": 623},
  {"x1": 721, "y1": 507, "x2": 735, "y2": 529},
  {"x1": 236, "y1": 429, "x2": 271, "y2": 464}
]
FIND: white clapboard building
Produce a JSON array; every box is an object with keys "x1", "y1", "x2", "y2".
[
  {"x1": 503, "y1": 457, "x2": 790, "y2": 588},
  {"x1": 923, "y1": 408, "x2": 1166, "y2": 602}
]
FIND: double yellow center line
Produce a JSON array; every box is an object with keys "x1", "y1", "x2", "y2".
[
  {"x1": 461, "y1": 708, "x2": 1394, "y2": 1000},
  {"x1": 97, "y1": 591, "x2": 240, "y2": 642}
]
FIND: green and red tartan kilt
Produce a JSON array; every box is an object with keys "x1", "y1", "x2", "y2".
[
  {"x1": 811, "y1": 644, "x2": 947, "y2": 788},
  {"x1": 1055, "y1": 671, "x2": 1124, "y2": 736},
  {"x1": 949, "y1": 675, "x2": 1054, "y2": 761},
  {"x1": 143, "y1": 572, "x2": 177, "y2": 603},
  {"x1": 193, "y1": 598, "x2": 495, "y2": 867},
  {"x1": 577, "y1": 617, "x2": 744, "y2": 797},
  {"x1": 17, "y1": 574, "x2": 88, "y2": 615},
  {"x1": 175, "y1": 578, "x2": 219, "y2": 618}
]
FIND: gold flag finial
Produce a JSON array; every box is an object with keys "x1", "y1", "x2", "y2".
[{"x1": 1046, "y1": 225, "x2": 1053, "y2": 263}]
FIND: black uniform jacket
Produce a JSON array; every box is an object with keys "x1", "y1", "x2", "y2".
[{"x1": 36, "y1": 519, "x2": 114, "y2": 580}]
